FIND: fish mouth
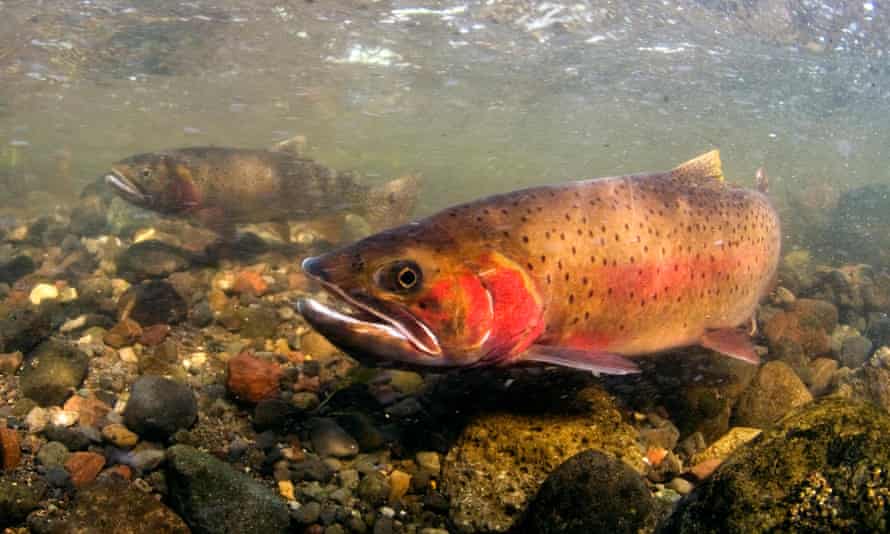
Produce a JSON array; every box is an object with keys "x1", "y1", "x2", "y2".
[
  {"x1": 105, "y1": 169, "x2": 148, "y2": 203},
  {"x1": 297, "y1": 256, "x2": 444, "y2": 365}
]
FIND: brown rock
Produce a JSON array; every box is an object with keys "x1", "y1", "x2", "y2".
[
  {"x1": 103, "y1": 464, "x2": 133, "y2": 480},
  {"x1": 139, "y1": 324, "x2": 171, "y2": 346},
  {"x1": 300, "y1": 331, "x2": 339, "y2": 361},
  {"x1": 389, "y1": 469, "x2": 412, "y2": 504},
  {"x1": 101, "y1": 423, "x2": 139, "y2": 448},
  {"x1": 65, "y1": 451, "x2": 106, "y2": 487},
  {"x1": 0, "y1": 351, "x2": 23, "y2": 375},
  {"x1": 63, "y1": 396, "x2": 112, "y2": 428},
  {"x1": 207, "y1": 289, "x2": 229, "y2": 313},
  {"x1": 688, "y1": 458, "x2": 722, "y2": 481},
  {"x1": 226, "y1": 351, "x2": 282, "y2": 403},
  {"x1": 0, "y1": 426, "x2": 22, "y2": 470},
  {"x1": 288, "y1": 271, "x2": 311, "y2": 291},
  {"x1": 763, "y1": 298, "x2": 837, "y2": 357},
  {"x1": 809, "y1": 357, "x2": 839, "y2": 396},
  {"x1": 690, "y1": 427, "x2": 762, "y2": 465},
  {"x1": 734, "y1": 361, "x2": 813, "y2": 427},
  {"x1": 103, "y1": 318, "x2": 143, "y2": 349},
  {"x1": 234, "y1": 271, "x2": 268, "y2": 297}
]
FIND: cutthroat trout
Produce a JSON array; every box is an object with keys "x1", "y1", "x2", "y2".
[
  {"x1": 297, "y1": 151, "x2": 780, "y2": 374},
  {"x1": 105, "y1": 146, "x2": 419, "y2": 240}
]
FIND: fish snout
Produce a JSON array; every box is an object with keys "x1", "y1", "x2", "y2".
[{"x1": 301, "y1": 255, "x2": 327, "y2": 281}]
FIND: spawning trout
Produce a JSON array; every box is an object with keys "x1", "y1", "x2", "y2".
[
  {"x1": 297, "y1": 151, "x2": 780, "y2": 374},
  {"x1": 105, "y1": 146, "x2": 419, "y2": 240}
]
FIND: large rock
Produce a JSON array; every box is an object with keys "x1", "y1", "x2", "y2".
[
  {"x1": 52, "y1": 476, "x2": 189, "y2": 534},
  {"x1": 116, "y1": 240, "x2": 192, "y2": 281},
  {"x1": 118, "y1": 280, "x2": 188, "y2": 326},
  {"x1": 123, "y1": 376, "x2": 197, "y2": 440},
  {"x1": 165, "y1": 445, "x2": 289, "y2": 534},
  {"x1": 0, "y1": 302, "x2": 59, "y2": 354},
  {"x1": 763, "y1": 299, "x2": 838, "y2": 358},
  {"x1": 517, "y1": 450, "x2": 655, "y2": 534},
  {"x1": 442, "y1": 385, "x2": 642, "y2": 533},
  {"x1": 733, "y1": 361, "x2": 812, "y2": 428},
  {"x1": 20, "y1": 340, "x2": 89, "y2": 406},
  {"x1": 659, "y1": 398, "x2": 890, "y2": 533}
]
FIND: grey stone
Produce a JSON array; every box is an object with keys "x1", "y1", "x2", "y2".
[{"x1": 124, "y1": 376, "x2": 197, "y2": 440}]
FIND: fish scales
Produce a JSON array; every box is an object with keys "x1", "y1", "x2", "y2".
[{"x1": 297, "y1": 151, "x2": 781, "y2": 374}]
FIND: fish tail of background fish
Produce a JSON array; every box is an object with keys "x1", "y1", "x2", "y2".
[{"x1": 361, "y1": 173, "x2": 421, "y2": 230}]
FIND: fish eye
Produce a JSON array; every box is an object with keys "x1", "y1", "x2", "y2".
[
  {"x1": 377, "y1": 260, "x2": 423, "y2": 293},
  {"x1": 141, "y1": 168, "x2": 152, "y2": 178}
]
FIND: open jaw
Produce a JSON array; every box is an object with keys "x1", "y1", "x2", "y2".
[
  {"x1": 104, "y1": 170, "x2": 147, "y2": 203},
  {"x1": 296, "y1": 276, "x2": 445, "y2": 366}
]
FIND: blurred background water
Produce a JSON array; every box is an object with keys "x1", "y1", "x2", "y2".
[{"x1": 0, "y1": 0, "x2": 887, "y2": 223}]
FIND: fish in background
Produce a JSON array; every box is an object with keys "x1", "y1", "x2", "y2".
[
  {"x1": 104, "y1": 141, "x2": 420, "y2": 243},
  {"x1": 297, "y1": 150, "x2": 780, "y2": 374}
]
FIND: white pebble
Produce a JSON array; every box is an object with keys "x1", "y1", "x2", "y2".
[
  {"x1": 59, "y1": 287, "x2": 78, "y2": 302},
  {"x1": 189, "y1": 352, "x2": 208, "y2": 366},
  {"x1": 119, "y1": 347, "x2": 138, "y2": 363},
  {"x1": 26, "y1": 406, "x2": 50, "y2": 432},
  {"x1": 29, "y1": 283, "x2": 59, "y2": 305},
  {"x1": 60, "y1": 315, "x2": 88, "y2": 333},
  {"x1": 380, "y1": 506, "x2": 396, "y2": 518},
  {"x1": 50, "y1": 409, "x2": 79, "y2": 427}
]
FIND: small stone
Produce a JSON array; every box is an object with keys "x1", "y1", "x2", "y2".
[
  {"x1": 123, "y1": 376, "x2": 197, "y2": 440},
  {"x1": 294, "y1": 501, "x2": 322, "y2": 524},
  {"x1": 50, "y1": 410, "x2": 79, "y2": 428},
  {"x1": 253, "y1": 399, "x2": 295, "y2": 432},
  {"x1": 292, "y1": 458, "x2": 334, "y2": 482},
  {"x1": 278, "y1": 480, "x2": 295, "y2": 501},
  {"x1": 43, "y1": 425, "x2": 94, "y2": 451},
  {"x1": 385, "y1": 370, "x2": 425, "y2": 395},
  {"x1": 734, "y1": 361, "x2": 813, "y2": 427},
  {"x1": 809, "y1": 357, "x2": 839, "y2": 396},
  {"x1": 301, "y1": 331, "x2": 339, "y2": 360},
  {"x1": 388, "y1": 470, "x2": 411, "y2": 504},
  {"x1": 29, "y1": 283, "x2": 59, "y2": 305},
  {"x1": 119, "y1": 346, "x2": 139, "y2": 363},
  {"x1": 0, "y1": 351, "x2": 22, "y2": 375},
  {"x1": 688, "y1": 458, "x2": 722, "y2": 481},
  {"x1": 226, "y1": 351, "x2": 282, "y2": 403},
  {"x1": 668, "y1": 477, "x2": 694, "y2": 495},
  {"x1": 139, "y1": 324, "x2": 171, "y2": 346},
  {"x1": 102, "y1": 423, "x2": 139, "y2": 448},
  {"x1": 36, "y1": 441, "x2": 71, "y2": 468},
  {"x1": 415, "y1": 452, "x2": 441, "y2": 474},
  {"x1": 20, "y1": 340, "x2": 89, "y2": 406},
  {"x1": 840, "y1": 335, "x2": 873, "y2": 368},
  {"x1": 0, "y1": 427, "x2": 21, "y2": 471},
  {"x1": 336, "y1": 413, "x2": 385, "y2": 451},
  {"x1": 357, "y1": 472, "x2": 391, "y2": 507},
  {"x1": 0, "y1": 477, "x2": 46, "y2": 526},
  {"x1": 63, "y1": 396, "x2": 112, "y2": 427},
  {"x1": 292, "y1": 392, "x2": 320, "y2": 412},
  {"x1": 103, "y1": 318, "x2": 143, "y2": 348},
  {"x1": 118, "y1": 280, "x2": 188, "y2": 326},
  {"x1": 116, "y1": 240, "x2": 191, "y2": 281},
  {"x1": 234, "y1": 270, "x2": 268, "y2": 297},
  {"x1": 65, "y1": 451, "x2": 106, "y2": 487},
  {"x1": 691, "y1": 427, "x2": 762, "y2": 465},
  {"x1": 310, "y1": 418, "x2": 359, "y2": 458}
]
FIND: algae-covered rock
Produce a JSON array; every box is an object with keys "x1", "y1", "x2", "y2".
[
  {"x1": 517, "y1": 450, "x2": 655, "y2": 534},
  {"x1": 20, "y1": 340, "x2": 89, "y2": 406},
  {"x1": 442, "y1": 385, "x2": 642, "y2": 533},
  {"x1": 733, "y1": 360, "x2": 813, "y2": 428},
  {"x1": 0, "y1": 476, "x2": 46, "y2": 527},
  {"x1": 165, "y1": 444, "x2": 289, "y2": 534},
  {"x1": 52, "y1": 476, "x2": 189, "y2": 534},
  {"x1": 659, "y1": 398, "x2": 890, "y2": 533}
]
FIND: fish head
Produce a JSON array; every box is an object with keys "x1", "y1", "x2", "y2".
[
  {"x1": 105, "y1": 152, "x2": 201, "y2": 214},
  {"x1": 298, "y1": 227, "x2": 540, "y2": 368}
]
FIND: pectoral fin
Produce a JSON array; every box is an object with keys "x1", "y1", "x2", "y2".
[
  {"x1": 700, "y1": 328, "x2": 760, "y2": 364},
  {"x1": 521, "y1": 344, "x2": 641, "y2": 375}
]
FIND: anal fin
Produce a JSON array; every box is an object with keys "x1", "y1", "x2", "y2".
[
  {"x1": 521, "y1": 344, "x2": 640, "y2": 375},
  {"x1": 700, "y1": 328, "x2": 760, "y2": 364}
]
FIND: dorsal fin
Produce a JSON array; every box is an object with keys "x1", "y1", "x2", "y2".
[{"x1": 668, "y1": 150, "x2": 724, "y2": 185}]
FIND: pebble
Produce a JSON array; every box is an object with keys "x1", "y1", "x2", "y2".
[
  {"x1": 50, "y1": 410, "x2": 79, "y2": 428},
  {"x1": 0, "y1": 426, "x2": 21, "y2": 470},
  {"x1": 45, "y1": 465, "x2": 73, "y2": 488},
  {"x1": 691, "y1": 427, "x2": 762, "y2": 465},
  {"x1": 294, "y1": 501, "x2": 322, "y2": 524},
  {"x1": 415, "y1": 452, "x2": 441, "y2": 474},
  {"x1": 388, "y1": 470, "x2": 411, "y2": 504},
  {"x1": 234, "y1": 270, "x2": 268, "y2": 296},
  {"x1": 103, "y1": 318, "x2": 143, "y2": 348},
  {"x1": 29, "y1": 283, "x2": 59, "y2": 305},
  {"x1": 358, "y1": 472, "x2": 391, "y2": 507},
  {"x1": 63, "y1": 396, "x2": 112, "y2": 427},
  {"x1": 0, "y1": 351, "x2": 23, "y2": 375},
  {"x1": 301, "y1": 331, "x2": 340, "y2": 360},
  {"x1": 102, "y1": 423, "x2": 140, "y2": 448},
  {"x1": 43, "y1": 424, "x2": 94, "y2": 451},
  {"x1": 808, "y1": 357, "x2": 839, "y2": 396},
  {"x1": 668, "y1": 477, "x2": 694, "y2": 495},
  {"x1": 26, "y1": 406, "x2": 51, "y2": 432},
  {"x1": 65, "y1": 451, "x2": 106, "y2": 487},
  {"x1": 310, "y1": 418, "x2": 359, "y2": 458},
  {"x1": 19, "y1": 340, "x2": 89, "y2": 406},
  {"x1": 840, "y1": 335, "x2": 873, "y2": 368},
  {"x1": 36, "y1": 441, "x2": 71, "y2": 468},
  {"x1": 688, "y1": 458, "x2": 723, "y2": 481},
  {"x1": 734, "y1": 361, "x2": 813, "y2": 427},
  {"x1": 119, "y1": 347, "x2": 138, "y2": 363},
  {"x1": 278, "y1": 480, "x2": 296, "y2": 501},
  {"x1": 123, "y1": 376, "x2": 198, "y2": 439},
  {"x1": 292, "y1": 458, "x2": 335, "y2": 483},
  {"x1": 226, "y1": 351, "x2": 283, "y2": 403},
  {"x1": 292, "y1": 392, "x2": 320, "y2": 412},
  {"x1": 140, "y1": 323, "x2": 171, "y2": 346}
]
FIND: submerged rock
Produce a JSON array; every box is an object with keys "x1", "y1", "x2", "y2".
[
  {"x1": 442, "y1": 385, "x2": 642, "y2": 533},
  {"x1": 733, "y1": 361, "x2": 813, "y2": 428},
  {"x1": 165, "y1": 444, "x2": 290, "y2": 534},
  {"x1": 116, "y1": 240, "x2": 192, "y2": 281},
  {"x1": 518, "y1": 450, "x2": 655, "y2": 534},
  {"x1": 20, "y1": 340, "x2": 89, "y2": 406},
  {"x1": 123, "y1": 376, "x2": 197, "y2": 440},
  {"x1": 118, "y1": 280, "x2": 188, "y2": 326},
  {"x1": 0, "y1": 477, "x2": 46, "y2": 528},
  {"x1": 659, "y1": 398, "x2": 890, "y2": 533},
  {"x1": 52, "y1": 476, "x2": 189, "y2": 534}
]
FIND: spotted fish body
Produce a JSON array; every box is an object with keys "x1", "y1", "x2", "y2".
[{"x1": 298, "y1": 151, "x2": 780, "y2": 374}]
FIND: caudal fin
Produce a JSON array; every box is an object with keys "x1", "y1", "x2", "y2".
[{"x1": 363, "y1": 173, "x2": 421, "y2": 230}]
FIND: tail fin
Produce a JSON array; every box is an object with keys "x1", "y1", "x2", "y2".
[
  {"x1": 669, "y1": 150, "x2": 724, "y2": 184},
  {"x1": 363, "y1": 174, "x2": 421, "y2": 230}
]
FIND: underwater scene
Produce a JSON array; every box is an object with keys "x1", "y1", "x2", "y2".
[{"x1": 2, "y1": 0, "x2": 890, "y2": 532}]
